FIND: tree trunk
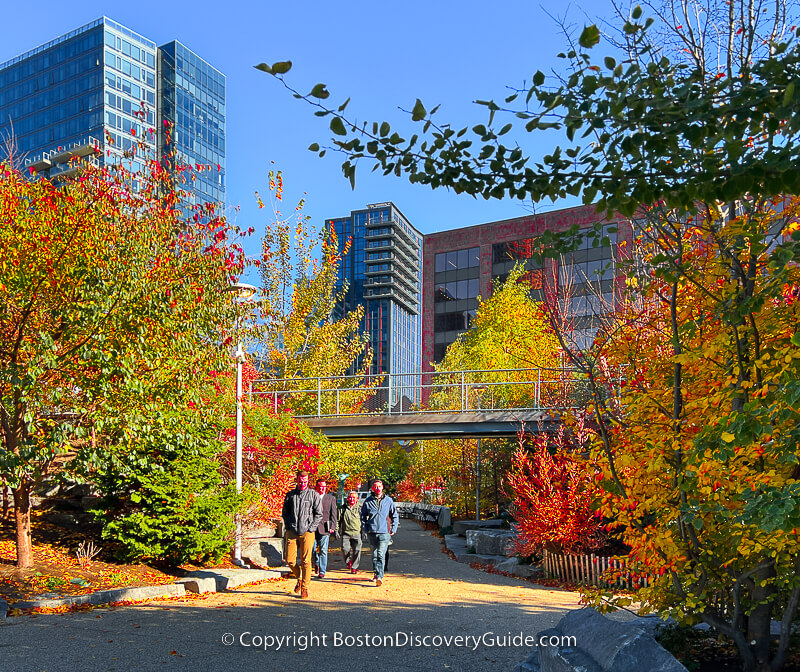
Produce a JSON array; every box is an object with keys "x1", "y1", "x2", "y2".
[
  {"x1": 13, "y1": 480, "x2": 33, "y2": 568},
  {"x1": 748, "y1": 564, "x2": 775, "y2": 671},
  {"x1": 493, "y1": 454, "x2": 499, "y2": 516},
  {"x1": 1, "y1": 480, "x2": 8, "y2": 520}
]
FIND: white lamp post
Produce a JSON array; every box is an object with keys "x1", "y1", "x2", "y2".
[{"x1": 225, "y1": 281, "x2": 257, "y2": 566}]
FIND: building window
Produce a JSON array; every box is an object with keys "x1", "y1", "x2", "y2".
[{"x1": 435, "y1": 246, "x2": 479, "y2": 272}]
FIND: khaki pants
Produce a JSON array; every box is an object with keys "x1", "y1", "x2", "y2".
[{"x1": 285, "y1": 530, "x2": 314, "y2": 590}]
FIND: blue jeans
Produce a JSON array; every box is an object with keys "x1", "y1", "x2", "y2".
[
  {"x1": 367, "y1": 532, "x2": 391, "y2": 580},
  {"x1": 314, "y1": 533, "x2": 330, "y2": 575}
]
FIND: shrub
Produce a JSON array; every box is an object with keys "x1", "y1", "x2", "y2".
[
  {"x1": 91, "y1": 411, "x2": 253, "y2": 565},
  {"x1": 506, "y1": 433, "x2": 605, "y2": 555}
]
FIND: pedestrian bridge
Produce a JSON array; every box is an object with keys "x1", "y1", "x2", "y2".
[{"x1": 250, "y1": 368, "x2": 597, "y2": 441}]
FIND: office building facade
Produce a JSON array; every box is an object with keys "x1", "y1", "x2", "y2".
[
  {"x1": 328, "y1": 202, "x2": 422, "y2": 408},
  {"x1": 0, "y1": 17, "x2": 224, "y2": 206},
  {"x1": 423, "y1": 205, "x2": 630, "y2": 371}
]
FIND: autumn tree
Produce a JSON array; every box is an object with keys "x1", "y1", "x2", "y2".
[
  {"x1": 423, "y1": 266, "x2": 563, "y2": 515},
  {"x1": 577, "y1": 198, "x2": 800, "y2": 672},
  {"x1": 250, "y1": 170, "x2": 374, "y2": 416},
  {"x1": 0, "y1": 154, "x2": 244, "y2": 568},
  {"x1": 507, "y1": 429, "x2": 605, "y2": 556},
  {"x1": 212, "y1": 173, "x2": 378, "y2": 518}
]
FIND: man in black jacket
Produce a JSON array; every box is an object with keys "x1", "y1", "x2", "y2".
[
  {"x1": 313, "y1": 478, "x2": 337, "y2": 578},
  {"x1": 281, "y1": 470, "x2": 322, "y2": 598}
]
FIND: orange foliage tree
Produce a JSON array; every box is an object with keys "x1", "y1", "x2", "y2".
[
  {"x1": 0, "y1": 146, "x2": 244, "y2": 567},
  {"x1": 581, "y1": 197, "x2": 800, "y2": 672}
]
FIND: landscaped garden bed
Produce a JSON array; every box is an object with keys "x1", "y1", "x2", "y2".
[{"x1": 0, "y1": 513, "x2": 178, "y2": 607}]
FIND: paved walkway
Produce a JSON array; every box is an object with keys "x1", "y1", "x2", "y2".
[{"x1": 0, "y1": 523, "x2": 584, "y2": 672}]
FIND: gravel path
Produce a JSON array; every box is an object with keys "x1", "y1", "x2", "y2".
[{"x1": 0, "y1": 523, "x2": 584, "y2": 672}]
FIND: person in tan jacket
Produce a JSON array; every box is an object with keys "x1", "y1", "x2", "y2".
[{"x1": 281, "y1": 471, "x2": 322, "y2": 598}]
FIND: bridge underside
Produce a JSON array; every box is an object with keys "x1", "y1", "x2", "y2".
[{"x1": 303, "y1": 411, "x2": 561, "y2": 441}]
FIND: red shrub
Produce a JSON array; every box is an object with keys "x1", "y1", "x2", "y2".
[{"x1": 506, "y1": 434, "x2": 605, "y2": 555}]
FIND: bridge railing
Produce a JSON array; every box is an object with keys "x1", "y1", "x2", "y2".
[{"x1": 249, "y1": 368, "x2": 600, "y2": 419}]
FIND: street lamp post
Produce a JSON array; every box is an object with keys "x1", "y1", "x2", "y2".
[
  {"x1": 226, "y1": 282, "x2": 257, "y2": 567},
  {"x1": 473, "y1": 385, "x2": 486, "y2": 521}
]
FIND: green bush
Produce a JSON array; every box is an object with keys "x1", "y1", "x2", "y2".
[
  {"x1": 90, "y1": 410, "x2": 253, "y2": 565},
  {"x1": 437, "y1": 525, "x2": 454, "y2": 538}
]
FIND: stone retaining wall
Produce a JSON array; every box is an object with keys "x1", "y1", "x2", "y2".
[{"x1": 465, "y1": 529, "x2": 516, "y2": 556}]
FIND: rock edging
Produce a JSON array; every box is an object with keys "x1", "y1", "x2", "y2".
[{"x1": 444, "y1": 534, "x2": 541, "y2": 579}]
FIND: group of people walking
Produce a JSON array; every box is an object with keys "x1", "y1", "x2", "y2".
[{"x1": 281, "y1": 470, "x2": 399, "y2": 599}]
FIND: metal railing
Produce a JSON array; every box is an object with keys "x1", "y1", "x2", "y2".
[{"x1": 250, "y1": 367, "x2": 603, "y2": 419}]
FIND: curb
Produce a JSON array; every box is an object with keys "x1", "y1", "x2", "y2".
[
  {"x1": 10, "y1": 583, "x2": 187, "y2": 612},
  {"x1": 182, "y1": 568, "x2": 283, "y2": 592},
  {"x1": 2, "y1": 568, "x2": 282, "y2": 616}
]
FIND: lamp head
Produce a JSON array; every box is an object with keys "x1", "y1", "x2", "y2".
[{"x1": 226, "y1": 282, "x2": 257, "y2": 300}]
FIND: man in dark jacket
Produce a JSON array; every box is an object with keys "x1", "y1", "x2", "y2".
[
  {"x1": 360, "y1": 479, "x2": 399, "y2": 587},
  {"x1": 312, "y1": 478, "x2": 337, "y2": 579},
  {"x1": 281, "y1": 470, "x2": 322, "y2": 598}
]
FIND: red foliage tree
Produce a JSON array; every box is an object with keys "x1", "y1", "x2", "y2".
[
  {"x1": 395, "y1": 474, "x2": 423, "y2": 503},
  {"x1": 212, "y1": 359, "x2": 324, "y2": 524}
]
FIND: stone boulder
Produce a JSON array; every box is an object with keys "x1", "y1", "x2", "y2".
[
  {"x1": 452, "y1": 518, "x2": 505, "y2": 536},
  {"x1": 242, "y1": 526, "x2": 284, "y2": 567},
  {"x1": 465, "y1": 529, "x2": 516, "y2": 556},
  {"x1": 515, "y1": 608, "x2": 687, "y2": 672}
]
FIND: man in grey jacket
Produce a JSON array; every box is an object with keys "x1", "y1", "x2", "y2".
[
  {"x1": 360, "y1": 479, "x2": 399, "y2": 587},
  {"x1": 281, "y1": 470, "x2": 322, "y2": 598}
]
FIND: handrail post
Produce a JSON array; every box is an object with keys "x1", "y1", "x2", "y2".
[
  {"x1": 387, "y1": 372, "x2": 392, "y2": 415},
  {"x1": 336, "y1": 388, "x2": 340, "y2": 416},
  {"x1": 460, "y1": 371, "x2": 465, "y2": 411},
  {"x1": 317, "y1": 378, "x2": 322, "y2": 417},
  {"x1": 536, "y1": 368, "x2": 541, "y2": 409}
]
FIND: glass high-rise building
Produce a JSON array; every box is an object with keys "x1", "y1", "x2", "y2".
[
  {"x1": 0, "y1": 17, "x2": 224, "y2": 208},
  {"x1": 159, "y1": 40, "x2": 225, "y2": 208},
  {"x1": 328, "y1": 202, "x2": 422, "y2": 409}
]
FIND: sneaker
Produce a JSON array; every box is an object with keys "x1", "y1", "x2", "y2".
[
  {"x1": 318, "y1": 572, "x2": 325, "y2": 579},
  {"x1": 350, "y1": 568, "x2": 357, "y2": 574},
  {"x1": 300, "y1": 589, "x2": 309, "y2": 599},
  {"x1": 375, "y1": 578, "x2": 383, "y2": 587},
  {"x1": 347, "y1": 560, "x2": 352, "y2": 570},
  {"x1": 293, "y1": 582, "x2": 301, "y2": 594}
]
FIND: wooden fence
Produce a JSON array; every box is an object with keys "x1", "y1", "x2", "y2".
[{"x1": 542, "y1": 549, "x2": 650, "y2": 589}]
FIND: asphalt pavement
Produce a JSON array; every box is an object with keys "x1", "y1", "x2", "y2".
[{"x1": 0, "y1": 523, "x2": 584, "y2": 672}]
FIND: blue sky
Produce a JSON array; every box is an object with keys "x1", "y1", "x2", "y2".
[{"x1": 2, "y1": 0, "x2": 616, "y2": 261}]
